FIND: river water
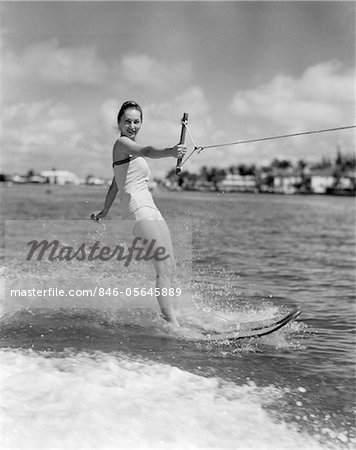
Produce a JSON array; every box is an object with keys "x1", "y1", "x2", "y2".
[{"x1": 0, "y1": 186, "x2": 355, "y2": 449}]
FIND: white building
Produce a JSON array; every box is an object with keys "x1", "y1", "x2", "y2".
[
  {"x1": 273, "y1": 172, "x2": 303, "y2": 194},
  {"x1": 40, "y1": 170, "x2": 80, "y2": 185},
  {"x1": 309, "y1": 169, "x2": 335, "y2": 194},
  {"x1": 220, "y1": 174, "x2": 256, "y2": 192}
]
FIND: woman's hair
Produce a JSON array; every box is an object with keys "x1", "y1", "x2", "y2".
[{"x1": 117, "y1": 101, "x2": 143, "y2": 125}]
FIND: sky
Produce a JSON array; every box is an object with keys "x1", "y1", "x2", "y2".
[{"x1": 1, "y1": 1, "x2": 355, "y2": 178}]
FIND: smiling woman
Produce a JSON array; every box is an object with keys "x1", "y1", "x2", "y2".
[{"x1": 91, "y1": 101, "x2": 186, "y2": 326}]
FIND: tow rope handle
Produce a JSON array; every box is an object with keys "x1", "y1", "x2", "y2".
[{"x1": 176, "y1": 112, "x2": 188, "y2": 176}]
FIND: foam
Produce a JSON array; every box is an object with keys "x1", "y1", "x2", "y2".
[{"x1": 2, "y1": 349, "x2": 326, "y2": 449}]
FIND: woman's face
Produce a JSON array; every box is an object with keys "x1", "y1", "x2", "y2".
[{"x1": 119, "y1": 108, "x2": 142, "y2": 140}]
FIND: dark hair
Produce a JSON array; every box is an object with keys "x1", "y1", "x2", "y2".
[{"x1": 117, "y1": 101, "x2": 143, "y2": 125}]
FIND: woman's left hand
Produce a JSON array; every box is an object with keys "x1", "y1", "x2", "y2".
[{"x1": 90, "y1": 209, "x2": 108, "y2": 221}]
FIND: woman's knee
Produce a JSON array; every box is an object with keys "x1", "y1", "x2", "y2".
[{"x1": 154, "y1": 257, "x2": 175, "y2": 278}]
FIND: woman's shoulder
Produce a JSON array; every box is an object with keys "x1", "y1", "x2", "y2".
[
  {"x1": 114, "y1": 136, "x2": 130, "y2": 148},
  {"x1": 114, "y1": 136, "x2": 148, "y2": 158},
  {"x1": 113, "y1": 137, "x2": 131, "y2": 157}
]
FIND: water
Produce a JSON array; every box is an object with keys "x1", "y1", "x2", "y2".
[{"x1": 0, "y1": 185, "x2": 355, "y2": 449}]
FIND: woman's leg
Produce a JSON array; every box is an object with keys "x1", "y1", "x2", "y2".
[{"x1": 133, "y1": 218, "x2": 179, "y2": 326}]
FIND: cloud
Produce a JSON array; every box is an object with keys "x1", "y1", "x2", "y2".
[
  {"x1": 180, "y1": 60, "x2": 355, "y2": 171},
  {"x1": 4, "y1": 40, "x2": 193, "y2": 95},
  {"x1": 2, "y1": 36, "x2": 216, "y2": 177},
  {"x1": 138, "y1": 86, "x2": 212, "y2": 149},
  {"x1": 8, "y1": 39, "x2": 352, "y2": 177},
  {"x1": 5, "y1": 39, "x2": 110, "y2": 85},
  {"x1": 120, "y1": 54, "x2": 193, "y2": 93},
  {"x1": 1, "y1": 99, "x2": 108, "y2": 175},
  {"x1": 4, "y1": 100, "x2": 76, "y2": 146},
  {"x1": 230, "y1": 60, "x2": 354, "y2": 129}
]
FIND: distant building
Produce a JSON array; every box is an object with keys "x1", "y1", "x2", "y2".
[
  {"x1": 220, "y1": 174, "x2": 256, "y2": 192},
  {"x1": 337, "y1": 171, "x2": 356, "y2": 193},
  {"x1": 9, "y1": 174, "x2": 28, "y2": 184},
  {"x1": 40, "y1": 170, "x2": 80, "y2": 185},
  {"x1": 28, "y1": 174, "x2": 47, "y2": 184},
  {"x1": 273, "y1": 171, "x2": 303, "y2": 195},
  {"x1": 309, "y1": 169, "x2": 335, "y2": 194},
  {"x1": 194, "y1": 180, "x2": 216, "y2": 192},
  {"x1": 86, "y1": 175, "x2": 106, "y2": 186}
]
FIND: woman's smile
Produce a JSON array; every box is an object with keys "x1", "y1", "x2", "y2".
[{"x1": 119, "y1": 109, "x2": 142, "y2": 140}]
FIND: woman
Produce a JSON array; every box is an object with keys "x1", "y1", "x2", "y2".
[{"x1": 91, "y1": 101, "x2": 186, "y2": 327}]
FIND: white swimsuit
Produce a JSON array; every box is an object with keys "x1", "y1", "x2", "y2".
[{"x1": 113, "y1": 155, "x2": 163, "y2": 226}]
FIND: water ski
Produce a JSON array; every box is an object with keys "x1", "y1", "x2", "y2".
[{"x1": 201, "y1": 308, "x2": 301, "y2": 342}]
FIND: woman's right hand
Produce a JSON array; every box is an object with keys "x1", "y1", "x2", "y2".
[
  {"x1": 171, "y1": 144, "x2": 187, "y2": 159},
  {"x1": 90, "y1": 209, "x2": 108, "y2": 221}
]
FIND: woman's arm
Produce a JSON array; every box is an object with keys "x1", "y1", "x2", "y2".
[
  {"x1": 115, "y1": 136, "x2": 185, "y2": 159},
  {"x1": 90, "y1": 176, "x2": 118, "y2": 221}
]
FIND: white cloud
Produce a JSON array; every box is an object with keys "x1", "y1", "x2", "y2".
[
  {"x1": 4, "y1": 41, "x2": 193, "y2": 95},
  {"x1": 2, "y1": 37, "x2": 218, "y2": 177},
  {"x1": 4, "y1": 100, "x2": 77, "y2": 145},
  {"x1": 5, "y1": 39, "x2": 109, "y2": 85},
  {"x1": 120, "y1": 54, "x2": 193, "y2": 92},
  {"x1": 230, "y1": 60, "x2": 354, "y2": 129},
  {"x1": 2, "y1": 99, "x2": 97, "y2": 174},
  {"x1": 137, "y1": 86, "x2": 212, "y2": 150},
  {"x1": 7, "y1": 39, "x2": 352, "y2": 177},
  {"x1": 208, "y1": 60, "x2": 356, "y2": 169}
]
